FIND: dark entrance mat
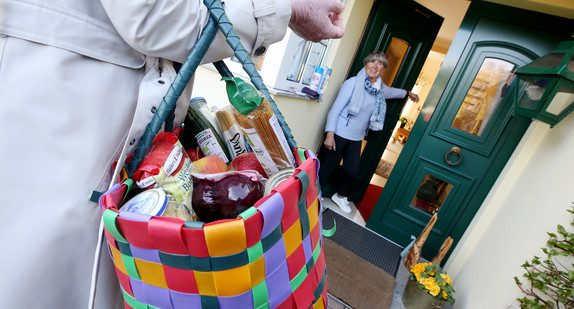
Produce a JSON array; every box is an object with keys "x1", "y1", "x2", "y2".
[
  {"x1": 325, "y1": 238, "x2": 396, "y2": 309},
  {"x1": 322, "y1": 209, "x2": 403, "y2": 277}
]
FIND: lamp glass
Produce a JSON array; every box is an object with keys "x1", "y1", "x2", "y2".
[
  {"x1": 516, "y1": 78, "x2": 553, "y2": 111},
  {"x1": 527, "y1": 53, "x2": 565, "y2": 68},
  {"x1": 545, "y1": 85, "x2": 574, "y2": 116}
]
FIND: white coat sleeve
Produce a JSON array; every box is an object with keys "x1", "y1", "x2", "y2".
[{"x1": 98, "y1": 0, "x2": 291, "y2": 64}]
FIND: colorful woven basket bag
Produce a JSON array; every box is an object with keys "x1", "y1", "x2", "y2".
[
  {"x1": 100, "y1": 149, "x2": 326, "y2": 309},
  {"x1": 96, "y1": 0, "x2": 329, "y2": 308}
]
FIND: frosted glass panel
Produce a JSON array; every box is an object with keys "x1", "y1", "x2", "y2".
[{"x1": 452, "y1": 58, "x2": 515, "y2": 136}]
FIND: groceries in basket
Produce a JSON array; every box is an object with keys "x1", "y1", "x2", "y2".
[
  {"x1": 129, "y1": 131, "x2": 199, "y2": 221},
  {"x1": 185, "y1": 145, "x2": 204, "y2": 161},
  {"x1": 120, "y1": 125, "x2": 270, "y2": 223},
  {"x1": 191, "y1": 170, "x2": 265, "y2": 222},
  {"x1": 120, "y1": 188, "x2": 195, "y2": 221},
  {"x1": 191, "y1": 154, "x2": 229, "y2": 173},
  {"x1": 189, "y1": 96, "x2": 224, "y2": 137},
  {"x1": 116, "y1": 77, "x2": 300, "y2": 224},
  {"x1": 229, "y1": 152, "x2": 266, "y2": 176},
  {"x1": 223, "y1": 76, "x2": 296, "y2": 177},
  {"x1": 183, "y1": 97, "x2": 231, "y2": 163},
  {"x1": 215, "y1": 106, "x2": 249, "y2": 159}
]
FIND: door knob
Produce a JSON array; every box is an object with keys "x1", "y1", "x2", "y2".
[{"x1": 444, "y1": 146, "x2": 462, "y2": 166}]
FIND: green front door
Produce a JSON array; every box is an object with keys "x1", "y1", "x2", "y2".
[{"x1": 367, "y1": 2, "x2": 573, "y2": 261}]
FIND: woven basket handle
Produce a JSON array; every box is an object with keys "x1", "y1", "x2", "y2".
[
  {"x1": 205, "y1": 0, "x2": 296, "y2": 149},
  {"x1": 127, "y1": 0, "x2": 297, "y2": 176}
]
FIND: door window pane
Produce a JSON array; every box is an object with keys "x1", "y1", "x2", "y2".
[
  {"x1": 383, "y1": 38, "x2": 409, "y2": 86},
  {"x1": 411, "y1": 174, "x2": 453, "y2": 215},
  {"x1": 451, "y1": 58, "x2": 515, "y2": 136}
]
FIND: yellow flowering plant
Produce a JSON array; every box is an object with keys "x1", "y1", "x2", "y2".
[{"x1": 409, "y1": 262, "x2": 456, "y2": 305}]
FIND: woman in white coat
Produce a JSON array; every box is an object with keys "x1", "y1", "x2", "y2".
[{"x1": 0, "y1": 0, "x2": 344, "y2": 307}]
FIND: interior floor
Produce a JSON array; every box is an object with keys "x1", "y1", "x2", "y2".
[{"x1": 370, "y1": 137, "x2": 405, "y2": 188}]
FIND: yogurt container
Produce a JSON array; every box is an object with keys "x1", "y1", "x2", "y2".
[{"x1": 121, "y1": 189, "x2": 168, "y2": 216}]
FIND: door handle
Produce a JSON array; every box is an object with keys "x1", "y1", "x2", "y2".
[{"x1": 444, "y1": 146, "x2": 462, "y2": 166}]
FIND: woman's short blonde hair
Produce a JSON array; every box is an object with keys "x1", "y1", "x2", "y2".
[{"x1": 363, "y1": 51, "x2": 388, "y2": 68}]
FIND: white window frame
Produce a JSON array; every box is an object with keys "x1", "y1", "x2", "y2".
[
  {"x1": 212, "y1": 29, "x2": 333, "y2": 99},
  {"x1": 274, "y1": 35, "x2": 329, "y2": 93}
]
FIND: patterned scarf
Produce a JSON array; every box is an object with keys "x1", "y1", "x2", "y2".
[{"x1": 347, "y1": 68, "x2": 387, "y2": 132}]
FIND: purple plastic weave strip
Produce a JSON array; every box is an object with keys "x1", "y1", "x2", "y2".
[
  {"x1": 308, "y1": 150, "x2": 316, "y2": 159},
  {"x1": 264, "y1": 240, "x2": 287, "y2": 275},
  {"x1": 119, "y1": 210, "x2": 152, "y2": 222},
  {"x1": 307, "y1": 150, "x2": 319, "y2": 174},
  {"x1": 265, "y1": 260, "x2": 292, "y2": 308},
  {"x1": 257, "y1": 193, "x2": 284, "y2": 238},
  {"x1": 130, "y1": 246, "x2": 161, "y2": 263},
  {"x1": 141, "y1": 282, "x2": 172, "y2": 308},
  {"x1": 302, "y1": 234, "x2": 313, "y2": 262},
  {"x1": 218, "y1": 289, "x2": 255, "y2": 309},
  {"x1": 169, "y1": 290, "x2": 202, "y2": 308},
  {"x1": 129, "y1": 278, "x2": 145, "y2": 304},
  {"x1": 99, "y1": 183, "x2": 122, "y2": 212}
]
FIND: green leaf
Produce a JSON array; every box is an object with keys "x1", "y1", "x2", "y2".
[{"x1": 515, "y1": 207, "x2": 574, "y2": 308}]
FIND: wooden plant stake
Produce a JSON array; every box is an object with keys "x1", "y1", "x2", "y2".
[
  {"x1": 403, "y1": 213, "x2": 438, "y2": 270},
  {"x1": 432, "y1": 236, "x2": 453, "y2": 264}
]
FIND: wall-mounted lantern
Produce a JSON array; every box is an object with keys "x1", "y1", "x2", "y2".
[{"x1": 514, "y1": 40, "x2": 574, "y2": 128}]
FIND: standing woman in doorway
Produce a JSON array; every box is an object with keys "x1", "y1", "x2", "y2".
[{"x1": 320, "y1": 51, "x2": 419, "y2": 213}]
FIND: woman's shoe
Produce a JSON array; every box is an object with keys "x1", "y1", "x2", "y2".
[{"x1": 331, "y1": 193, "x2": 352, "y2": 213}]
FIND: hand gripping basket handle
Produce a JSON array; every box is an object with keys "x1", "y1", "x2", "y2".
[{"x1": 126, "y1": 0, "x2": 297, "y2": 177}]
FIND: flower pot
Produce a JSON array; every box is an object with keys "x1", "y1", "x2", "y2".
[{"x1": 402, "y1": 279, "x2": 447, "y2": 309}]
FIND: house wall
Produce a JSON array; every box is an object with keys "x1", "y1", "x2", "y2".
[
  {"x1": 445, "y1": 114, "x2": 574, "y2": 308},
  {"x1": 191, "y1": 0, "x2": 374, "y2": 151},
  {"x1": 190, "y1": 1, "x2": 573, "y2": 307}
]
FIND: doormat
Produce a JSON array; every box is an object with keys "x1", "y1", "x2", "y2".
[
  {"x1": 375, "y1": 160, "x2": 395, "y2": 178},
  {"x1": 355, "y1": 184, "x2": 384, "y2": 221},
  {"x1": 322, "y1": 209, "x2": 403, "y2": 276},
  {"x1": 325, "y1": 238, "x2": 396, "y2": 309}
]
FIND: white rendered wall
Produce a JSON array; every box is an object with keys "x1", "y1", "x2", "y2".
[{"x1": 445, "y1": 114, "x2": 574, "y2": 308}]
